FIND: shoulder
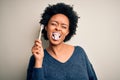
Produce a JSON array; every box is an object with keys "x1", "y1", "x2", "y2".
[
  {"x1": 74, "y1": 46, "x2": 89, "y2": 59},
  {"x1": 74, "y1": 46, "x2": 86, "y2": 53}
]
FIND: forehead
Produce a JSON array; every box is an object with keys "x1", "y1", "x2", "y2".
[{"x1": 49, "y1": 14, "x2": 69, "y2": 25}]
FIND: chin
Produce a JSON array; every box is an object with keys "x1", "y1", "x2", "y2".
[{"x1": 49, "y1": 39, "x2": 64, "y2": 46}]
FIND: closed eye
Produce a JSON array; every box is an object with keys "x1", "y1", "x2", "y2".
[
  {"x1": 50, "y1": 21, "x2": 58, "y2": 26},
  {"x1": 62, "y1": 26, "x2": 67, "y2": 29}
]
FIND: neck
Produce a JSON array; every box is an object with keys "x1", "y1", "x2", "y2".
[{"x1": 47, "y1": 42, "x2": 65, "y2": 56}]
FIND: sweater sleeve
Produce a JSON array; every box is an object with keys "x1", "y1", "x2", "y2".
[
  {"x1": 27, "y1": 55, "x2": 45, "y2": 80},
  {"x1": 79, "y1": 46, "x2": 98, "y2": 80},
  {"x1": 87, "y1": 61, "x2": 97, "y2": 80}
]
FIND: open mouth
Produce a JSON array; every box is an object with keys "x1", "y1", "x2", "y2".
[{"x1": 52, "y1": 32, "x2": 61, "y2": 40}]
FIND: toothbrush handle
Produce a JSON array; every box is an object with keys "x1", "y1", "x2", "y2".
[{"x1": 38, "y1": 25, "x2": 43, "y2": 40}]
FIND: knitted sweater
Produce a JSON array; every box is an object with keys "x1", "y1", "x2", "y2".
[{"x1": 27, "y1": 46, "x2": 97, "y2": 80}]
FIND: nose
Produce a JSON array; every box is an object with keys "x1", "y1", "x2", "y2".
[{"x1": 55, "y1": 25, "x2": 61, "y2": 31}]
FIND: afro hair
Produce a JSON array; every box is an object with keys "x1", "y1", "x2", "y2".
[{"x1": 40, "y1": 3, "x2": 79, "y2": 42}]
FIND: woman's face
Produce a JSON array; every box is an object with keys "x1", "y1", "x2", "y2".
[{"x1": 45, "y1": 14, "x2": 69, "y2": 45}]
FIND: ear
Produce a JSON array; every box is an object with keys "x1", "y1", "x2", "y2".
[{"x1": 45, "y1": 26, "x2": 47, "y2": 31}]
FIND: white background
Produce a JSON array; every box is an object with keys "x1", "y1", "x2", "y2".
[{"x1": 0, "y1": 0, "x2": 120, "y2": 80}]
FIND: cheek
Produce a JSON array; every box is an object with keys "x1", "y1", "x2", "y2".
[
  {"x1": 65, "y1": 30, "x2": 69, "y2": 36},
  {"x1": 46, "y1": 29, "x2": 53, "y2": 39},
  {"x1": 45, "y1": 26, "x2": 53, "y2": 32},
  {"x1": 62, "y1": 31, "x2": 69, "y2": 40}
]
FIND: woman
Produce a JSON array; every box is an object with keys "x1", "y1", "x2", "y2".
[{"x1": 27, "y1": 3, "x2": 97, "y2": 80}]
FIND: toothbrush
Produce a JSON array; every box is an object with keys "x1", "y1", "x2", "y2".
[{"x1": 38, "y1": 24, "x2": 44, "y2": 40}]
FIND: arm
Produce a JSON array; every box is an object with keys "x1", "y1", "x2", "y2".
[
  {"x1": 86, "y1": 59, "x2": 98, "y2": 80},
  {"x1": 27, "y1": 39, "x2": 45, "y2": 80},
  {"x1": 27, "y1": 55, "x2": 34, "y2": 80},
  {"x1": 80, "y1": 47, "x2": 98, "y2": 80},
  {"x1": 27, "y1": 55, "x2": 45, "y2": 80}
]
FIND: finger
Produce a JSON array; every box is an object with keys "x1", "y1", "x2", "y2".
[
  {"x1": 32, "y1": 46, "x2": 41, "y2": 51},
  {"x1": 32, "y1": 49, "x2": 40, "y2": 54},
  {"x1": 35, "y1": 42, "x2": 42, "y2": 47},
  {"x1": 34, "y1": 40, "x2": 42, "y2": 47},
  {"x1": 35, "y1": 39, "x2": 42, "y2": 44}
]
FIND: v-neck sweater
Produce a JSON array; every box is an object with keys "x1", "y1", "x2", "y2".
[{"x1": 27, "y1": 46, "x2": 97, "y2": 80}]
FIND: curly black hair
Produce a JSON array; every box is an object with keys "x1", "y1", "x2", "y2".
[{"x1": 40, "y1": 3, "x2": 79, "y2": 42}]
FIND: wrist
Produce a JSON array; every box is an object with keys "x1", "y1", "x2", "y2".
[{"x1": 34, "y1": 59, "x2": 43, "y2": 68}]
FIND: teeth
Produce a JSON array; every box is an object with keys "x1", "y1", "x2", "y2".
[{"x1": 52, "y1": 32, "x2": 60, "y2": 40}]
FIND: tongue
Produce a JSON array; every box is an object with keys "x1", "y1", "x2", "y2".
[{"x1": 52, "y1": 32, "x2": 60, "y2": 40}]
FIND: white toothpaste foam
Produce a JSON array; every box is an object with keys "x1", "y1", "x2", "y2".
[{"x1": 52, "y1": 32, "x2": 60, "y2": 40}]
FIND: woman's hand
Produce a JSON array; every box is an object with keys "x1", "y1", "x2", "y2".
[{"x1": 31, "y1": 39, "x2": 44, "y2": 68}]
